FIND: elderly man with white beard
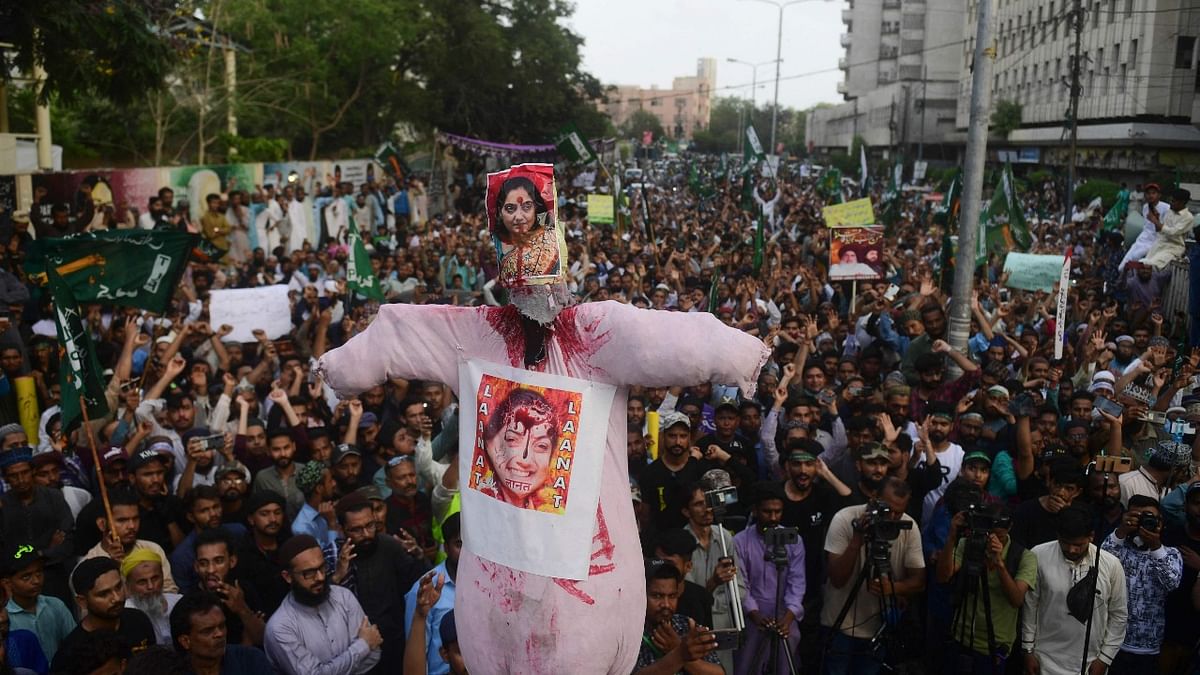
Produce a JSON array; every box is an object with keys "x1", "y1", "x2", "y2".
[{"x1": 122, "y1": 549, "x2": 181, "y2": 646}]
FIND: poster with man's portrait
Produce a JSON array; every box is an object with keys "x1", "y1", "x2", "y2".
[
  {"x1": 459, "y1": 359, "x2": 614, "y2": 579},
  {"x1": 484, "y1": 163, "x2": 568, "y2": 287},
  {"x1": 829, "y1": 226, "x2": 885, "y2": 281}
]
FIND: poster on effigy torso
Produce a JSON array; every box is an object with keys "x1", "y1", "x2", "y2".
[{"x1": 458, "y1": 358, "x2": 615, "y2": 579}]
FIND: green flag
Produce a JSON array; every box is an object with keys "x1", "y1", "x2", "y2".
[
  {"x1": 984, "y1": 163, "x2": 1032, "y2": 253},
  {"x1": 818, "y1": 168, "x2": 843, "y2": 203},
  {"x1": 752, "y1": 209, "x2": 765, "y2": 274},
  {"x1": 26, "y1": 230, "x2": 197, "y2": 313},
  {"x1": 47, "y1": 267, "x2": 109, "y2": 432},
  {"x1": 346, "y1": 216, "x2": 384, "y2": 301},
  {"x1": 375, "y1": 142, "x2": 411, "y2": 180},
  {"x1": 745, "y1": 125, "x2": 766, "y2": 162},
  {"x1": 936, "y1": 174, "x2": 961, "y2": 227},
  {"x1": 553, "y1": 123, "x2": 598, "y2": 165},
  {"x1": 1103, "y1": 188, "x2": 1130, "y2": 232}
]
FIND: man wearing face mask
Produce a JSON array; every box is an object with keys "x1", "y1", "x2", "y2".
[
  {"x1": 1020, "y1": 505, "x2": 1127, "y2": 675},
  {"x1": 1099, "y1": 495, "x2": 1181, "y2": 674}
]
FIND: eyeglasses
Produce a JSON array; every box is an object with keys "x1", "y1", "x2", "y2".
[
  {"x1": 502, "y1": 202, "x2": 536, "y2": 215},
  {"x1": 345, "y1": 522, "x2": 377, "y2": 537},
  {"x1": 294, "y1": 565, "x2": 326, "y2": 581}
]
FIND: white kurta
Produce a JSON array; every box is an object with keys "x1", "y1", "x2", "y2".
[{"x1": 1021, "y1": 541, "x2": 1128, "y2": 675}]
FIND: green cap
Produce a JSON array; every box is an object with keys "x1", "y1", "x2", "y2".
[{"x1": 963, "y1": 450, "x2": 992, "y2": 466}]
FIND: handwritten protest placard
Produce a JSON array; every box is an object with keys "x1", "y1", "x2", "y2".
[
  {"x1": 588, "y1": 194, "x2": 614, "y2": 224},
  {"x1": 823, "y1": 198, "x2": 876, "y2": 228},
  {"x1": 1002, "y1": 253, "x2": 1067, "y2": 292},
  {"x1": 209, "y1": 285, "x2": 293, "y2": 343}
]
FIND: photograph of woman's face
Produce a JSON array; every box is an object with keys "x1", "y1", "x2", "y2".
[{"x1": 485, "y1": 396, "x2": 556, "y2": 504}]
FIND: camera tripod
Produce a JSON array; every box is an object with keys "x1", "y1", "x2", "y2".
[
  {"x1": 950, "y1": 552, "x2": 1000, "y2": 675},
  {"x1": 823, "y1": 537, "x2": 901, "y2": 673},
  {"x1": 746, "y1": 540, "x2": 799, "y2": 675}
]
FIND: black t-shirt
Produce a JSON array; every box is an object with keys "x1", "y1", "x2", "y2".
[
  {"x1": 780, "y1": 481, "x2": 840, "y2": 602},
  {"x1": 138, "y1": 495, "x2": 185, "y2": 554},
  {"x1": 1162, "y1": 525, "x2": 1200, "y2": 647},
  {"x1": 697, "y1": 432, "x2": 757, "y2": 477},
  {"x1": 51, "y1": 608, "x2": 156, "y2": 671},
  {"x1": 676, "y1": 580, "x2": 714, "y2": 629},
  {"x1": 639, "y1": 458, "x2": 720, "y2": 531},
  {"x1": 1009, "y1": 497, "x2": 1060, "y2": 549}
]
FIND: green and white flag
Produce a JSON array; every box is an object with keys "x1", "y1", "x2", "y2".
[
  {"x1": 346, "y1": 217, "x2": 384, "y2": 301},
  {"x1": 554, "y1": 123, "x2": 597, "y2": 165},
  {"x1": 26, "y1": 230, "x2": 197, "y2": 312},
  {"x1": 47, "y1": 266, "x2": 109, "y2": 432},
  {"x1": 375, "y1": 142, "x2": 411, "y2": 179},
  {"x1": 745, "y1": 125, "x2": 766, "y2": 162},
  {"x1": 984, "y1": 163, "x2": 1032, "y2": 253}
]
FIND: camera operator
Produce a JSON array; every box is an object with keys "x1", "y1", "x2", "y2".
[
  {"x1": 733, "y1": 481, "x2": 806, "y2": 675},
  {"x1": 1100, "y1": 495, "x2": 1182, "y2": 675},
  {"x1": 822, "y1": 477, "x2": 925, "y2": 675},
  {"x1": 935, "y1": 503, "x2": 1036, "y2": 673},
  {"x1": 1020, "y1": 505, "x2": 1127, "y2": 675}
]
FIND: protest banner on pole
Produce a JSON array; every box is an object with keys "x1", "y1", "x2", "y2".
[
  {"x1": 1054, "y1": 250, "x2": 1072, "y2": 360},
  {"x1": 587, "y1": 194, "x2": 614, "y2": 224},
  {"x1": 1002, "y1": 252, "x2": 1068, "y2": 292},
  {"x1": 209, "y1": 285, "x2": 293, "y2": 343},
  {"x1": 822, "y1": 198, "x2": 876, "y2": 228}
]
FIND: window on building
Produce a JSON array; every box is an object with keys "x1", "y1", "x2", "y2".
[
  {"x1": 651, "y1": 98, "x2": 660, "y2": 107},
  {"x1": 1130, "y1": 39, "x2": 1137, "y2": 71},
  {"x1": 1118, "y1": 63, "x2": 1127, "y2": 93},
  {"x1": 1092, "y1": 2, "x2": 1100, "y2": 28},
  {"x1": 1176, "y1": 36, "x2": 1197, "y2": 69},
  {"x1": 1125, "y1": 0, "x2": 1133, "y2": 17}
]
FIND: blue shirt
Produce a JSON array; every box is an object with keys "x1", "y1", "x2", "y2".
[
  {"x1": 6, "y1": 595, "x2": 74, "y2": 662},
  {"x1": 292, "y1": 503, "x2": 338, "y2": 550},
  {"x1": 403, "y1": 561, "x2": 455, "y2": 675},
  {"x1": 8, "y1": 629, "x2": 47, "y2": 675}
]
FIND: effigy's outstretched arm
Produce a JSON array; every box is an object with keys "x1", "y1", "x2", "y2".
[
  {"x1": 316, "y1": 303, "x2": 476, "y2": 397},
  {"x1": 583, "y1": 301, "x2": 770, "y2": 394}
]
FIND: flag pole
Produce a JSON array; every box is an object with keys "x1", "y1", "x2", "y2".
[{"x1": 79, "y1": 395, "x2": 118, "y2": 544}]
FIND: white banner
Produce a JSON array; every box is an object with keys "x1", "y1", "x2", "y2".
[
  {"x1": 458, "y1": 358, "x2": 615, "y2": 580},
  {"x1": 1054, "y1": 251, "x2": 1072, "y2": 360},
  {"x1": 208, "y1": 285, "x2": 293, "y2": 343}
]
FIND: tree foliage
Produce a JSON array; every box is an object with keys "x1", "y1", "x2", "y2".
[
  {"x1": 990, "y1": 100, "x2": 1023, "y2": 137},
  {"x1": 0, "y1": 1, "x2": 178, "y2": 105},
  {"x1": 622, "y1": 110, "x2": 665, "y2": 141}
]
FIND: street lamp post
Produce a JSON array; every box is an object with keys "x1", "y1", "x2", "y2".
[
  {"x1": 726, "y1": 57, "x2": 781, "y2": 151},
  {"x1": 743, "y1": 0, "x2": 834, "y2": 155}
]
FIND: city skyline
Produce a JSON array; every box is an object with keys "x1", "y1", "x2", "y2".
[{"x1": 568, "y1": 0, "x2": 845, "y2": 112}]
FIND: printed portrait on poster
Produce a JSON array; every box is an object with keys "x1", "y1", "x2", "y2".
[
  {"x1": 829, "y1": 226, "x2": 886, "y2": 281},
  {"x1": 485, "y1": 163, "x2": 567, "y2": 287},
  {"x1": 468, "y1": 376, "x2": 582, "y2": 515},
  {"x1": 459, "y1": 359, "x2": 614, "y2": 580}
]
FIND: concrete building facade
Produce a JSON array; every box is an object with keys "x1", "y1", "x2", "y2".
[
  {"x1": 959, "y1": 0, "x2": 1200, "y2": 175},
  {"x1": 600, "y1": 58, "x2": 717, "y2": 140},
  {"x1": 806, "y1": 0, "x2": 967, "y2": 158}
]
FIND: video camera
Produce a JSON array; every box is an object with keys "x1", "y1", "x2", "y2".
[
  {"x1": 852, "y1": 501, "x2": 913, "y2": 543},
  {"x1": 701, "y1": 469, "x2": 738, "y2": 516}
]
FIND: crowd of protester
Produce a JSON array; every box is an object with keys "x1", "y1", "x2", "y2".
[{"x1": 0, "y1": 149, "x2": 1196, "y2": 675}]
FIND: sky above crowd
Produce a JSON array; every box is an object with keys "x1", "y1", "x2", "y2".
[{"x1": 568, "y1": 0, "x2": 845, "y2": 112}]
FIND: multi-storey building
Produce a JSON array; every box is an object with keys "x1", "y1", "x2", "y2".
[
  {"x1": 600, "y1": 59, "x2": 717, "y2": 140},
  {"x1": 806, "y1": 0, "x2": 967, "y2": 159}
]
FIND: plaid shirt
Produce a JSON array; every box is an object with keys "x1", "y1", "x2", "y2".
[
  {"x1": 1101, "y1": 532, "x2": 1183, "y2": 653},
  {"x1": 635, "y1": 614, "x2": 722, "y2": 671}
]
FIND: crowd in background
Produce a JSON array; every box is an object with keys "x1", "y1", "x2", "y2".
[{"x1": 0, "y1": 148, "x2": 1196, "y2": 675}]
